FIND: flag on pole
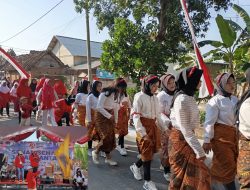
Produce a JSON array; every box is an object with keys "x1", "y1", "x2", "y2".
[
  {"x1": 180, "y1": 0, "x2": 214, "y2": 98},
  {"x1": 54, "y1": 134, "x2": 72, "y2": 179},
  {"x1": 0, "y1": 47, "x2": 30, "y2": 79}
]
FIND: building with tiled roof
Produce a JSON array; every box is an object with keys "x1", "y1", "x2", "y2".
[{"x1": 0, "y1": 50, "x2": 69, "y2": 80}]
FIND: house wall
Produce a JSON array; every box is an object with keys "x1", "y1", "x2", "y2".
[
  {"x1": 74, "y1": 56, "x2": 86, "y2": 66},
  {"x1": 52, "y1": 42, "x2": 74, "y2": 67},
  {"x1": 36, "y1": 54, "x2": 61, "y2": 68}
]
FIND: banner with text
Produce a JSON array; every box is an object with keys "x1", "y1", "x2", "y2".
[{"x1": 0, "y1": 141, "x2": 73, "y2": 175}]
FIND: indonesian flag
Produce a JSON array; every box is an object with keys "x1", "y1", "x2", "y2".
[
  {"x1": 0, "y1": 47, "x2": 30, "y2": 79},
  {"x1": 180, "y1": 0, "x2": 214, "y2": 98}
]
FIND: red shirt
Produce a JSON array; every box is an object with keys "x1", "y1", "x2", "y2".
[
  {"x1": 20, "y1": 104, "x2": 33, "y2": 118},
  {"x1": 15, "y1": 155, "x2": 25, "y2": 168},
  {"x1": 0, "y1": 92, "x2": 10, "y2": 108},
  {"x1": 16, "y1": 79, "x2": 32, "y2": 100},
  {"x1": 26, "y1": 171, "x2": 40, "y2": 189},
  {"x1": 29, "y1": 153, "x2": 40, "y2": 167},
  {"x1": 54, "y1": 99, "x2": 73, "y2": 124}
]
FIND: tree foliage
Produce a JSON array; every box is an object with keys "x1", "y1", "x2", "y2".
[
  {"x1": 74, "y1": 0, "x2": 232, "y2": 84},
  {"x1": 199, "y1": 4, "x2": 250, "y2": 80}
]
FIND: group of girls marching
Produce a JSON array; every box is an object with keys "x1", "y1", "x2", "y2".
[{"x1": 89, "y1": 67, "x2": 250, "y2": 190}]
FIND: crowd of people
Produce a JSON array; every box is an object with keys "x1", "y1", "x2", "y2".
[
  {"x1": 0, "y1": 150, "x2": 87, "y2": 190},
  {"x1": 85, "y1": 67, "x2": 249, "y2": 190},
  {"x1": 1, "y1": 66, "x2": 250, "y2": 190}
]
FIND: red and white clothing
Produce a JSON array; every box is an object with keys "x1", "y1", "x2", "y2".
[
  {"x1": 29, "y1": 153, "x2": 40, "y2": 168},
  {"x1": 16, "y1": 79, "x2": 32, "y2": 103},
  {"x1": 26, "y1": 170, "x2": 40, "y2": 190},
  {"x1": 54, "y1": 99, "x2": 73, "y2": 124},
  {"x1": 0, "y1": 83, "x2": 10, "y2": 109},
  {"x1": 15, "y1": 155, "x2": 25, "y2": 168},
  {"x1": 20, "y1": 103, "x2": 33, "y2": 126},
  {"x1": 36, "y1": 79, "x2": 58, "y2": 127},
  {"x1": 54, "y1": 80, "x2": 67, "y2": 99}
]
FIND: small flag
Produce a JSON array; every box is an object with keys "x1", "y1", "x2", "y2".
[
  {"x1": 54, "y1": 134, "x2": 72, "y2": 179},
  {"x1": 0, "y1": 48, "x2": 30, "y2": 79}
]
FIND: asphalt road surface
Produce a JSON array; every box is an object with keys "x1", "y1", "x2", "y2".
[{"x1": 88, "y1": 131, "x2": 168, "y2": 190}]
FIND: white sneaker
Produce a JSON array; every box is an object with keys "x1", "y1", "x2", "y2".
[
  {"x1": 159, "y1": 164, "x2": 164, "y2": 171},
  {"x1": 116, "y1": 146, "x2": 127, "y2": 156},
  {"x1": 92, "y1": 150, "x2": 99, "y2": 164},
  {"x1": 100, "y1": 151, "x2": 106, "y2": 158},
  {"x1": 105, "y1": 158, "x2": 118, "y2": 166},
  {"x1": 88, "y1": 149, "x2": 92, "y2": 157},
  {"x1": 137, "y1": 154, "x2": 141, "y2": 159},
  {"x1": 143, "y1": 181, "x2": 158, "y2": 190},
  {"x1": 163, "y1": 173, "x2": 171, "y2": 182},
  {"x1": 130, "y1": 163, "x2": 142, "y2": 180}
]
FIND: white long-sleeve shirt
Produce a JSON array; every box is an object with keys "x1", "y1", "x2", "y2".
[
  {"x1": 132, "y1": 93, "x2": 166, "y2": 137},
  {"x1": 204, "y1": 94, "x2": 238, "y2": 143},
  {"x1": 157, "y1": 91, "x2": 173, "y2": 127},
  {"x1": 75, "y1": 93, "x2": 88, "y2": 106},
  {"x1": 239, "y1": 97, "x2": 250, "y2": 139},
  {"x1": 96, "y1": 92, "x2": 118, "y2": 123},
  {"x1": 85, "y1": 94, "x2": 98, "y2": 123},
  {"x1": 170, "y1": 94, "x2": 205, "y2": 159}
]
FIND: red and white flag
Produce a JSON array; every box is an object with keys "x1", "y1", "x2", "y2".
[
  {"x1": 180, "y1": 0, "x2": 214, "y2": 98},
  {"x1": 0, "y1": 47, "x2": 30, "y2": 79}
]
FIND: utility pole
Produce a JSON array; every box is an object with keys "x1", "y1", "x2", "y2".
[{"x1": 85, "y1": 0, "x2": 92, "y2": 82}]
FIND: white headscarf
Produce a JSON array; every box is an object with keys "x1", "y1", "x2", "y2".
[
  {"x1": 10, "y1": 82, "x2": 18, "y2": 97},
  {"x1": 0, "y1": 81, "x2": 10, "y2": 94}
]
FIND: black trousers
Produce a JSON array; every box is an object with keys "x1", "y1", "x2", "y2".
[
  {"x1": 0, "y1": 103, "x2": 9, "y2": 116},
  {"x1": 57, "y1": 112, "x2": 70, "y2": 126}
]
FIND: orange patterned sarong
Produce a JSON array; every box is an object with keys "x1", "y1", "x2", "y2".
[{"x1": 168, "y1": 128, "x2": 211, "y2": 190}]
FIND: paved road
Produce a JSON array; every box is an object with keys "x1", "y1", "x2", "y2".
[{"x1": 88, "y1": 128, "x2": 168, "y2": 190}]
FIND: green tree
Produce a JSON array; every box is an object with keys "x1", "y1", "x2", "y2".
[
  {"x1": 74, "y1": 144, "x2": 88, "y2": 170},
  {"x1": 198, "y1": 4, "x2": 250, "y2": 76},
  {"x1": 7, "y1": 48, "x2": 16, "y2": 57},
  {"x1": 73, "y1": 0, "x2": 232, "y2": 84}
]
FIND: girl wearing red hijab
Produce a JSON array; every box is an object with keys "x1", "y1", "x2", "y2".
[
  {"x1": 16, "y1": 78, "x2": 32, "y2": 123},
  {"x1": 37, "y1": 79, "x2": 58, "y2": 127},
  {"x1": 53, "y1": 79, "x2": 68, "y2": 99}
]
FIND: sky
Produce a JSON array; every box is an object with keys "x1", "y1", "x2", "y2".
[{"x1": 0, "y1": 0, "x2": 249, "y2": 56}]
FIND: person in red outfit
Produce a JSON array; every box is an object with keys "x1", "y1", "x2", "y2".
[
  {"x1": 16, "y1": 78, "x2": 32, "y2": 123},
  {"x1": 14, "y1": 151, "x2": 25, "y2": 182},
  {"x1": 29, "y1": 151, "x2": 40, "y2": 172},
  {"x1": 26, "y1": 166, "x2": 40, "y2": 190},
  {"x1": 0, "y1": 81, "x2": 10, "y2": 116},
  {"x1": 37, "y1": 79, "x2": 58, "y2": 126},
  {"x1": 54, "y1": 79, "x2": 68, "y2": 99},
  {"x1": 20, "y1": 97, "x2": 33, "y2": 126},
  {"x1": 54, "y1": 97, "x2": 75, "y2": 126}
]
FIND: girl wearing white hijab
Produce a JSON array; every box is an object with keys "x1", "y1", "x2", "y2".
[{"x1": 0, "y1": 81, "x2": 10, "y2": 117}]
